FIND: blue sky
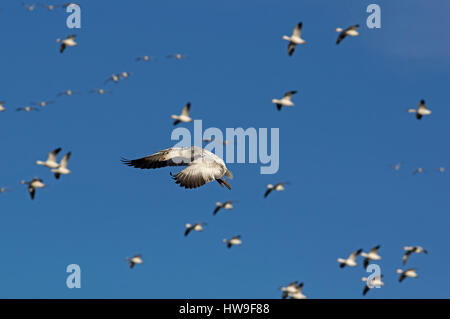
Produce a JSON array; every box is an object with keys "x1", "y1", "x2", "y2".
[{"x1": 0, "y1": 0, "x2": 449, "y2": 298}]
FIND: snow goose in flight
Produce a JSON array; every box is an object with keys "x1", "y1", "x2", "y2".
[
  {"x1": 126, "y1": 254, "x2": 143, "y2": 269},
  {"x1": 40, "y1": 4, "x2": 58, "y2": 10},
  {"x1": 0, "y1": 101, "x2": 5, "y2": 112},
  {"x1": 0, "y1": 187, "x2": 11, "y2": 194},
  {"x1": 223, "y1": 235, "x2": 242, "y2": 248},
  {"x1": 402, "y1": 246, "x2": 428, "y2": 265},
  {"x1": 105, "y1": 74, "x2": 120, "y2": 84},
  {"x1": 282, "y1": 22, "x2": 306, "y2": 56},
  {"x1": 171, "y1": 102, "x2": 192, "y2": 125},
  {"x1": 437, "y1": 166, "x2": 446, "y2": 173},
  {"x1": 280, "y1": 281, "x2": 306, "y2": 299},
  {"x1": 361, "y1": 245, "x2": 382, "y2": 268},
  {"x1": 121, "y1": 146, "x2": 233, "y2": 190},
  {"x1": 336, "y1": 24, "x2": 360, "y2": 45},
  {"x1": 184, "y1": 222, "x2": 206, "y2": 237},
  {"x1": 32, "y1": 100, "x2": 54, "y2": 107},
  {"x1": 57, "y1": 35, "x2": 77, "y2": 53},
  {"x1": 213, "y1": 200, "x2": 236, "y2": 215},
  {"x1": 337, "y1": 249, "x2": 363, "y2": 268},
  {"x1": 23, "y1": 3, "x2": 37, "y2": 11},
  {"x1": 271, "y1": 91, "x2": 297, "y2": 111},
  {"x1": 90, "y1": 88, "x2": 111, "y2": 95},
  {"x1": 264, "y1": 182, "x2": 288, "y2": 198},
  {"x1": 391, "y1": 162, "x2": 403, "y2": 172},
  {"x1": 408, "y1": 100, "x2": 431, "y2": 120},
  {"x1": 51, "y1": 152, "x2": 72, "y2": 179},
  {"x1": 57, "y1": 89, "x2": 78, "y2": 97},
  {"x1": 36, "y1": 147, "x2": 61, "y2": 169},
  {"x1": 361, "y1": 275, "x2": 384, "y2": 296},
  {"x1": 136, "y1": 55, "x2": 155, "y2": 62},
  {"x1": 120, "y1": 72, "x2": 132, "y2": 79},
  {"x1": 396, "y1": 268, "x2": 418, "y2": 282},
  {"x1": 412, "y1": 167, "x2": 425, "y2": 175},
  {"x1": 167, "y1": 53, "x2": 187, "y2": 60},
  {"x1": 16, "y1": 106, "x2": 39, "y2": 112},
  {"x1": 21, "y1": 178, "x2": 45, "y2": 200}
]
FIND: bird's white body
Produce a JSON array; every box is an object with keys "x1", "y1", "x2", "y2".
[
  {"x1": 271, "y1": 98, "x2": 294, "y2": 107},
  {"x1": 338, "y1": 249, "x2": 362, "y2": 268},
  {"x1": 36, "y1": 148, "x2": 61, "y2": 169},
  {"x1": 0, "y1": 102, "x2": 5, "y2": 112},
  {"x1": 361, "y1": 251, "x2": 381, "y2": 261},
  {"x1": 282, "y1": 35, "x2": 305, "y2": 45},
  {"x1": 51, "y1": 152, "x2": 72, "y2": 178},
  {"x1": 362, "y1": 276, "x2": 384, "y2": 288},
  {"x1": 171, "y1": 114, "x2": 192, "y2": 123}
]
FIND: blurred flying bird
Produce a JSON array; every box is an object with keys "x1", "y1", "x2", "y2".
[
  {"x1": 126, "y1": 255, "x2": 143, "y2": 269},
  {"x1": 361, "y1": 275, "x2": 384, "y2": 296},
  {"x1": 361, "y1": 245, "x2": 382, "y2": 268},
  {"x1": 264, "y1": 182, "x2": 288, "y2": 198},
  {"x1": 403, "y1": 246, "x2": 428, "y2": 265},
  {"x1": 171, "y1": 102, "x2": 192, "y2": 125},
  {"x1": 336, "y1": 24, "x2": 360, "y2": 45},
  {"x1": 21, "y1": 178, "x2": 45, "y2": 200},
  {"x1": 184, "y1": 222, "x2": 206, "y2": 236},
  {"x1": 213, "y1": 201, "x2": 236, "y2": 215},
  {"x1": 51, "y1": 152, "x2": 72, "y2": 179},
  {"x1": 16, "y1": 106, "x2": 39, "y2": 112},
  {"x1": 337, "y1": 249, "x2": 363, "y2": 268},
  {"x1": 223, "y1": 235, "x2": 242, "y2": 248},
  {"x1": 57, "y1": 34, "x2": 77, "y2": 53},
  {"x1": 36, "y1": 147, "x2": 61, "y2": 169},
  {"x1": 397, "y1": 268, "x2": 418, "y2": 282}
]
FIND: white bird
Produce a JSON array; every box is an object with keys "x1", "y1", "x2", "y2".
[
  {"x1": 403, "y1": 246, "x2": 428, "y2": 265},
  {"x1": 23, "y1": 3, "x2": 37, "y2": 11},
  {"x1": 51, "y1": 152, "x2": 72, "y2": 179},
  {"x1": 282, "y1": 22, "x2": 306, "y2": 56},
  {"x1": 279, "y1": 281, "x2": 306, "y2": 299},
  {"x1": 122, "y1": 146, "x2": 233, "y2": 190},
  {"x1": 223, "y1": 235, "x2": 242, "y2": 249},
  {"x1": 0, "y1": 101, "x2": 5, "y2": 112},
  {"x1": 271, "y1": 91, "x2": 297, "y2": 111},
  {"x1": 337, "y1": 249, "x2": 363, "y2": 268},
  {"x1": 213, "y1": 200, "x2": 236, "y2": 215},
  {"x1": 437, "y1": 166, "x2": 446, "y2": 173},
  {"x1": 36, "y1": 147, "x2": 62, "y2": 169},
  {"x1": 361, "y1": 245, "x2": 382, "y2": 268},
  {"x1": 16, "y1": 106, "x2": 39, "y2": 112},
  {"x1": 408, "y1": 100, "x2": 431, "y2": 120},
  {"x1": 90, "y1": 88, "x2": 111, "y2": 95},
  {"x1": 119, "y1": 72, "x2": 132, "y2": 79},
  {"x1": 105, "y1": 74, "x2": 120, "y2": 84},
  {"x1": 397, "y1": 268, "x2": 418, "y2": 282},
  {"x1": 336, "y1": 24, "x2": 360, "y2": 45},
  {"x1": 57, "y1": 89, "x2": 78, "y2": 97},
  {"x1": 167, "y1": 53, "x2": 187, "y2": 60},
  {"x1": 170, "y1": 102, "x2": 192, "y2": 125},
  {"x1": 57, "y1": 34, "x2": 77, "y2": 53},
  {"x1": 32, "y1": 100, "x2": 54, "y2": 107},
  {"x1": 184, "y1": 222, "x2": 206, "y2": 237},
  {"x1": 40, "y1": 4, "x2": 58, "y2": 10},
  {"x1": 361, "y1": 275, "x2": 384, "y2": 296},
  {"x1": 391, "y1": 162, "x2": 403, "y2": 172},
  {"x1": 413, "y1": 167, "x2": 425, "y2": 175},
  {"x1": 21, "y1": 178, "x2": 45, "y2": 200},
  {"x1": 136, "y1": 55, "x2": 155, "y2": 62},
  {"x1": 126, "y1": 254, "x2": 143, "y2": 269},
  {"x1": 264, "y1": 182, "x2": 288, "y2": 198},
  {"x1": 0, "y1": 187, "x2": 11, "y2": 193}
]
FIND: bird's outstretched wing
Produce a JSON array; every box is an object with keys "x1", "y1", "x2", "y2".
[{"x1": 121, "y1": 148, "x2": 195, "y2": 169}]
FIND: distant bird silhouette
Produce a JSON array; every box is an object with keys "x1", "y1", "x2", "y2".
[
  {"x1": 337, "y1": 249, "x2": 363, "y2": 268},
  {"x1": 167, "y1": 53, "x2": 187, "y2": 60},
  {"x1": 361, "y1": 245, "x2": 382, "y2": 268},
  {"x1": 171, "y1": 102, "x2": 192, "y2": 125},
  {"x1": 397, "y1": 268, "x2": 418, "y2": 282},
  {"x1": 264, "y1": 182, "x2": 288, "y2": 198},
  {"x1": 126, "y1": 255, "x2": 143, "y2": 269},
  {"x1": 136, "y1": 55, "x2": 155, "y2": 62},
  {"x1": 402, "y1": 246, "x2": 428, "y2": 265},
  {"x1": 184, "y1": 222, "x2": 206, "y2": 236},
  {"x1": 280, "y1": 281, "x2": 306, "y2": 299},
  {"x1": 51, "y1": 152, "x2": 72, "y2": 179},
  {"x1": 57, "y1": 89, "x2": 78, "y2": 97},
  {"x1": 16, "y1": 106, "x2": 39, "y2": 112},
  {"x1": 57, "y1": 35, "x2": 77, "y2": 53},
  {"x1": 21, "y1": 178, "x2": 45, "y2": 200},
  {"x1": 282, "y1": 22, "x2": 306, "y2": 56},
  {"x1": 213, "y1": 201, "x2": 236, "y2": 215},
  {"x1": 223, "y1": 235, "x2": 242, "y2": 248},
  {"x1": 271, "y1": 91, "x2": 297, "y2": 111},
  {"x1": 336, "y1": 24, "x2": 360, "y2": 45},
  {"x1": 0, "y1": 101, "x2": 5, "y2": 112},
  {"x1": 36, "y1": 147, "x2": 61, "y2": 169},
  {"x1": 361, "y1": 275, "x2": 384, "y2": 296},
  {"x1": 32, "y1": 100, "x2": 54, "y2": 107},
  {"x1": 408, "y1": 100, "x2": 431, "y2": 120}
]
